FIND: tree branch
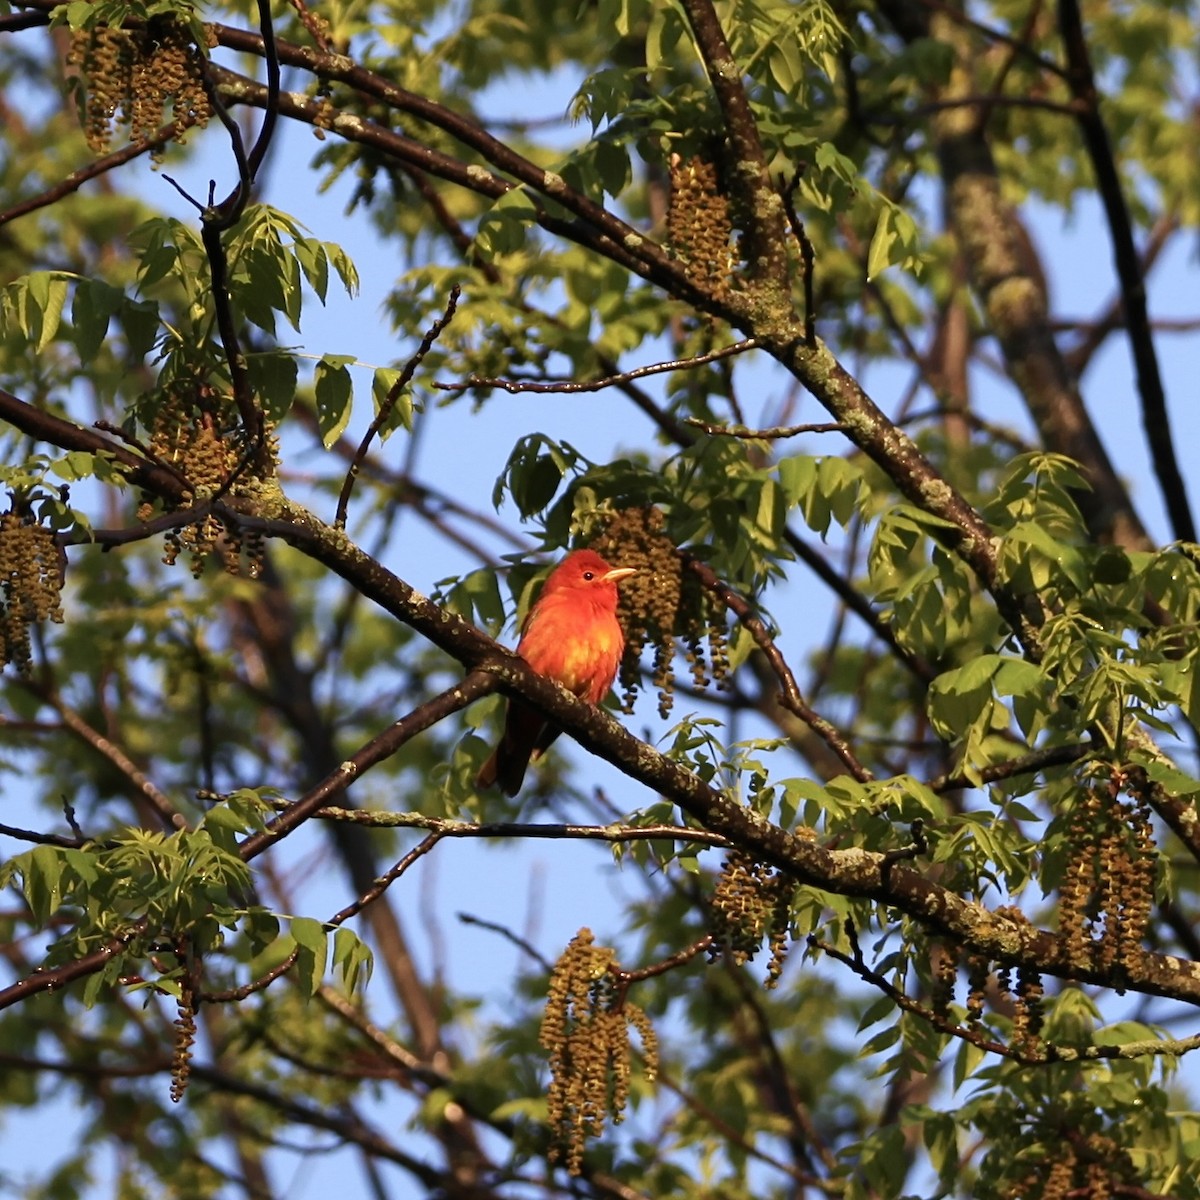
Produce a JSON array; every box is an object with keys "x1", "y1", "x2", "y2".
[
  {"x1": 434, "y1": 339, "x2": 760, "y2": 397},
  {"x1": 19, "y1": 682, "x2": 190, "y2": 832},
  {"x1": 683, "y1": 551, "x2": 873, "y2": 782},
  {"x1": 676, "y1": 0, "x2": 788, "y2": 285},
  {"x1": 1057, "y1": 0, "x2": 1193, "y2": 543},
  {"x1": 335, "y1": 286, "x2": 460, "y2": 529},
  {"x1": 238, "y1": 671, "x2": 496, "y2": 860}
]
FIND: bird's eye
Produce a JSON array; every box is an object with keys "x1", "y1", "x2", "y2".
[{"x1": 582, "y1": 571, "x2": 594, "y2": 581}]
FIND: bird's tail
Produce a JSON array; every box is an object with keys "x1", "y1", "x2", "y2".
[{"x1": 475, "y1": 744, "x2": 526, "y2": 797}]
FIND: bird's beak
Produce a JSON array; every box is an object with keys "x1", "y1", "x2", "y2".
[{"x1": 603, "y1": 567, "x2": 637, "y2": 584}]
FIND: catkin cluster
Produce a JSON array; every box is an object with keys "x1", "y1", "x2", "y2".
[
  {"x1": 950, "y1": 910, "x2": 1044, "y2": 1054},
  {"x1": 666, "y1": 155, "x2": 738, "y2": 301},
  {"x1": 1010, "y1": 964, "x2": 1045, "y2": 1054},
  {"x1": 540, "y1": 929, "x2": 658, "y2": 1176},
  {"x1": 707, "y1": 850, "x2": 794, "y2": 987},
  {"x1": 170, "y1": 983, "x2": 197, "y2": 1104},
  {"x1": 588, "y1": 507, "x2": 730, "y2": 718},
  {"x1": 1001, "y1": 1128, "x2": 1136, "y2": 1200},
  {"x1": 0, "y1": 507, "x2": 65, "y2": 674},
  {"x1": 67, "y1": 18, "x2": 217, "y2": 161},
  {"x1": 137, "y1": 384, "x2": 274, "y2": 577},
  {"x1": 1059, "y1": 777, "x2": 1156, "y2": 974}
]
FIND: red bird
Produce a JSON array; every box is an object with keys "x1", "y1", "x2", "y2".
[{"x1": 477, "y1": 548, "x2": 636, "y2": 796}]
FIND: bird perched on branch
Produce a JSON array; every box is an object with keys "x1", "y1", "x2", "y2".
[{"x1": 477, "y1": 548, "x2": 636, "y2": 796}]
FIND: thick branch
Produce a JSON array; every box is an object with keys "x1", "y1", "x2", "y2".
[
  {"x1": 1057, "y1": 0, "x2": 1193, "y2": 543},
  {"x1": 0, "y1": 388, "x2": 190, "y2": 502},
  {"x1": 238, "y1": 672, "x2": 495, "y2": 859},
  {"x1": 909, "y1": 6, "x2": 1150, "y2": 551},
  {"x1": 676, "y1": 0, "x2": 788, "y2": 284},
  {"x1": 198, "y1": 33, "x2": 700, "y2": 295},
  {"x1": 202, "y1": 503, "x2": 1200, "y2": 1007}
]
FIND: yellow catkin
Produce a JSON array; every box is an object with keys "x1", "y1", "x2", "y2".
[
  {"x1": 1059, "y1": 780, "x2": 1158, "y2": 975},
  {"x1": 0, "y1": 511, "x2": 66, "y2": 674},
  {"x1": 708, "y1": 850, "x2": 794, "y2": 987},
  {"x1": 931, "y1": 941, "x2": 958, "y2": 1017},
  {"x1": 67, "y1": 19, "x2": 216, "y2": 162},
  {"x1": 666, "y1": 155, "x2": 738, "y2": 300},
  {"x1": 588, "y1": 506, "x2": 729, "y2": 717},
  {"x1": 139, "y1": 383, "x2": 276, "y2": 577},
  {"x1": 540, "y1": 929, "x2": 659, "y2": 1175},
  {"x1": 170, "y1": 988, "x2": 197, "y2": 1103},
  {"x1": 964, "y1": 954, "x2": 988, "y2": 1026}
]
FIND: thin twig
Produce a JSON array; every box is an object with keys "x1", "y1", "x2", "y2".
[
  {"x1": 259, "y1": 802, "x2": 732, "y2": 849},
  {"x1": 245, "y1": 0, "x2": 281, "y2": 182},
  {"x1": 879, "y1": 819, "x2": 927, "y2": 887},
  {"x1": 0, "y1": 822, "x2": 85, "y2": 848},
  {"x1": 326, "y1": 833, "x2": 444, "y2": 928},
  {"x1": 292, "y1": 400, "x2": 525, "y2": 549},
  {"x1": 285, "y1": 0, "x2": 334, "y2": 50},
  {"x1": 866, "y1": 93, "x2": 1083, "y2": 125},
  {"x1": 237, "y1": 671, "x2": 496, "y2": 861},
  {"x1": 819, "y1": 920, "x2": 1200, "y2": 1067},
  {"x1": 200, "y1": 217, "x2": 263, "y2": 441},
  {"x1": 916, "y1": 0, "x2": 1068, "y2": 80},
  {"x1": 433, "y1": 339, "x2": 760, "y2": 397},
  {"x1": 683, "y1": 552, "x2": 873, "y2": 783},
  {"x1": 317, "y1": 986, "x2": 430, "y2": 1076},
  {"x1": 613, "y1": 935, "x2": 712, "y2": 984},
  {"x1": 685, "y1": 418, "x2": 845, "y2": 439},
  {"x1": 22, "y1": 683, "x2": 190, "y2": 832},
  {"x1": 200, "y1": 948, "x2": 299, "y2": 1003},
  {"x1": 205, "y1": 834, "x2": 445, "y2": 1002},
  {"x1": 0, "y1": 122, "x2": 187, "y2": 229},
  {"x1": 723, "y1": 967, "x2": 839, "y2": 1174},
  {"x1": 93, "y1": 420, "x2": 194, "y2": 490},
  {"x1": 457, "y1": 912, "x2": 553, "y2": 971},
  {"x1": 335, "y1": 286, "x2": 460, "y2": 529},
  {"x1": 813, "y1": 923, "x2": 1021, "y2": 1060},
  {"x1": 653, "y1": 1065, "x2": 828, "y2": 1189},
  {"x1": 929, "y1": 742, "x2": 1090, "y2": 793},
  {"x1": 392, "y1": 160, "x2": 700, "y2": 446},
  {"x1": 780, "y1": 169, "x2": 816, "y2": 346},
  {"x1": 58, "y1": 502, "x2": 213, "y2": 550},
  {"x1": 784, "y1": 528, "x2": 937, "y2": 684}
]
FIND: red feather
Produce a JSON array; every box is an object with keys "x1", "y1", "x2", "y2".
[{"x1": 477, "y1": 549, "x2": 636, "y2": 795}]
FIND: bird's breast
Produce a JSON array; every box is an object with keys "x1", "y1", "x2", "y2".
[{"x1": 518, "y1": 599, "x2": 624, "y2": 704}]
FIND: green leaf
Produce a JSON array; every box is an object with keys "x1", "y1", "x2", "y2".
[
  {"x1": 49, "y1": 450, "x2": 101, "y2": 482},
  {"x1": 857, "y1": 992, "x2": 897, "y2": 1032},
  {"x1": 1142, "y1": 760, "x2": 1200, "y2": 797},
  {"x1": 867, "y1": 206, "x2": 898, "y2": 280},
  {"x1": 314, "y1": 355, "x2": 355, "y2": 448},
  {"x1": 332, "y1": 927, "x2": 375, "y2": 993},
  {"x1": 71, "y1": 279, "x2": 125, "y2": 360},
  {"x1": 290, "y1": 916, "x2": 328, "y2": 995},
  {"x1": 249, "y1": 350, "x2": 299, "y2": 423},
  {"x1": 21, "y1": 844, "x2": 65, "y2": 924},
  {"x1": 371, "y1": 367, "x2": 413, "y2": 441},
  {"x1": 295, "y1": 237, "x2": 330, "y2": 302},
  {"x1": 953, "y1": 1037, "x2": 987, "y2": 1088},
  {"x1": 475, "y1": 188, "x2": 539, "y2": 258}
]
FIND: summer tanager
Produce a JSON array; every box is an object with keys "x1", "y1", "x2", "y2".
[{"x1": 476, "y1": 548, "x2": 636, "y2": 796}]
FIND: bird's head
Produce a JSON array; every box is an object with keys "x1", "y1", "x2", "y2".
[{"x1": 543, "y1": 549, "x2": 637, "y2": 599}]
